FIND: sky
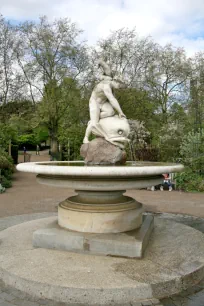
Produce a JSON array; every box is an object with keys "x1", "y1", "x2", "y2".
[{"x1": 1, "y1": 0, "x2": 204, "y2": 57}]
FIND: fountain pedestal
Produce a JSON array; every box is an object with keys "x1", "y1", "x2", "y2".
[
  {"x1": 33, "y1": 214, "x2": 154, "y2": 258},
  {"x1": 33, "y1": 188, "x2": 153, "y2": 258},
  {"x1": 58, "y1": 190, "x2": 144, "y2": 233},
  {"x1": 33, "y1": 188, "x2": 154, "y2": 258}
]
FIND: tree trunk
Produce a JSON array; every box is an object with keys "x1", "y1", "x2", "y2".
[
  {"x1": 51, "y1": 137, "x2": 58, "y2": 154},
  {"x1": 49, "y1": 129, "x2": 58, "y2": 154}
]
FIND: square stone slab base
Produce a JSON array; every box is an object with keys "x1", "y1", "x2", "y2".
[{"x1": 33, "y1": 215, "x2": 154, "y2": 258}]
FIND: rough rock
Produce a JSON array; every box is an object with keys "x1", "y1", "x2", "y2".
[{"x1": 80, "y1": 137, "x2": 126, "y2": 165}]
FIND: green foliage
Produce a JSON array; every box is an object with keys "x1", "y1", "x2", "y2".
[
  {"x1": 16, "y1": 16, "x2": 89, "y2": 154},
  {"x1": 59, "y1": 124, "x2": 86, "y2": 160},
  {"x1": 0, "y1": 100, "x2": 34, "y2": 123},
  {"x1": 38, "y1": 78, "x2": 87, "y2": 154},
  {"x1": 169, "y1": 103, "x2": 189, "y2": 125},
  {"x1": 0, "y1": 102, "x2": 36, "y2": 151},
  {"x1": 116, "y1": 88, "x2": 159, "y2": 130},
  {"x1": 135, "y1": 147, "x2": 160, "y2": 161},
  {"x1": 34, "y1": 126, "x2": 49, "y2": 144},
  {"x1": 175, "y1": 169, "x2": 204, "y2": 192},
  {"x1": 1, "y1": 176, "x2": 12, "y2": 188},
  {"x1": 42, "y1": 77, "x2": 89, "y2": 157},
  {"x1": 0, "y1": 123, "x2": 18, "y2": 150},
  {"x1": 9, "y1": 115, "x2": 33, "y2": 134},
  {"x1": 0, "y1": 150, "x2": 14, "y2": 170},
  {"x1": 180, "y1": 129, "x2": 204, "y2": 159},
  {"x1": 0, "y1": 154, "x2": 12, "y2": 169},
  {"x1": 179, "y1": 129, "x2": 204, "y2": 173},
  {"x1": 0, "y1": 149, "x2": 14, "y2": 189},
  {"x1": 0, "y1": 101, "x2": 36, "y2": 157},
  {"x1": 155, "y1": 118, "x2": 187, "y2": 162},
  {"x1": 2, "y1": 168, "x2": 13, "y2": 180},
  {"x1": 18, "y1": 134, "x2": 37, "y2": 147},
  {"x1": 0, "y1": 19, "x2": 203, "y2": 184}
]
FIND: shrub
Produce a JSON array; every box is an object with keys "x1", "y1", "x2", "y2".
[
  {"x1": 0, "y1": 149, "x2": 14, "y2": 189},
  {"x1": 0, "y1": 151, "x2": 14, "y2": 171},
  {"x1": 135, "y1": 147, "x2": 160, "y2": 161},
  {"x1": 1, "y1": 176, "x2": 12, "y2": 188},
  {"x1": 179, "y1": 129, "x2": 204, "y2": 172},
  {"x1": 0, "y1": 155, "x2": 11, "y2": 169},
  {"x1": 18, "y1": 134, "x2": 37, "y2": 149},
  {"x1": 3, "y1": 168, "x2": 13, "y2": 180},
  {"x1": 175, "y1": 168, "x2": 204, "y2": 192}
]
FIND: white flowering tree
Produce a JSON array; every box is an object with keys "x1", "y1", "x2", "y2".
[{"x1": 128, "y1": 120, "x2": 150, "y2": 160}]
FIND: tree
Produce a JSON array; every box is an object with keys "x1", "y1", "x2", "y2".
[
  {"x1": 0, "y1": 123, "x2": 17, "y2": 150},
  {"x1": 38, "y1": 77, "x2": 88, "y2": 153},
  {"x1": 0, "y1": 16, "x2": 24, "y2": 105},
  {"x1": 180, "y1": 129, "x2": 204, "y2": 174},
  {"x1": 57, "y1": 78, "x2": 89, "y2": 160},
  {"x1": 94, "y1": 30, "x2": 191, "y2": 126},
  {"x1": 16, "y1": 16, "x2": 89, "y2": 153},
  {"x1": 95, "y1": 28, "x2": 157, "y2": 87},
  {"x1": 145, "y1": 44, "x2": 191, "y2": 122},
  {"x1": 0, "y1": 99, "x2": 34, "y2": 123},
  {"x1": 115, "y1": 87, "x2": 159, "y2": 128},
  {"x1": 189, "y1": 52, "x2": 204, "y2": 132},
  {"x1": 128, "y1": 120, "x2": 150, "y2": 161}
]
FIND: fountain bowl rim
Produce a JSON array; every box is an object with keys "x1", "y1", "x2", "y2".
[{"x1": 16, "y1": 161, "x2": 184, "y2": 177}]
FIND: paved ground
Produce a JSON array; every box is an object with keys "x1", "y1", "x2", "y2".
[
  {"x1": 0, "y1": 151, "x2": 204, "y2": 305},
  {"x1": 0, "y1": 213, "x2": 204, "y2": 306}
]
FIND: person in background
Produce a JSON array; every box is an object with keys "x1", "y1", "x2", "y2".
[
  {"x1": 162, "y1": 173, "x2": 173, "y2": 191},
  {"x1": 36, "y1": 144, "x2": 40, "y2": 155},
  {"x1": 23, "y1": 146, "x2": 27, "y2": 162}
]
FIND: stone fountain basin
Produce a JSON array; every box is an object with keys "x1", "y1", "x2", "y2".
[
  {"x1": 16, "y1": 161, "x2": 184, "y2": 191},
  {"x1": 17, "y1": 161, "x2": 184, "y2": 234}
]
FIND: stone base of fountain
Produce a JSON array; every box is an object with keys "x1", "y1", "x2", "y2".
[
  {"x1": 58, "y1": 190, "x2": 144, "y2": 233},
  {"x1": 0, "y1": 215, "x2": 204, "y2": 305},
  {"x1": 33, "y1": 215, "x2": 154, "y2": 258},
  {"x1": 37, "y1": 189, "x2": 153, "y2": 258}
]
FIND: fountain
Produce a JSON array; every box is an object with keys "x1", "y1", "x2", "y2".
[
  {"x1": 16, "y1": 59, "x2": 184, "y2": 257},
  {"x1": 0, "y1": 60, "x2": 203, "y2": 305}
]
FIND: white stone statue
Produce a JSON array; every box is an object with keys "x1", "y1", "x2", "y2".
[{"x1": 83, "y1": 60, "x2": 130, "y2": 148}]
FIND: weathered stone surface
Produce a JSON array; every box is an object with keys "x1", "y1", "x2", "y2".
[
  {"x1": 33, "y1": 215, "x2": 153, "y2": 258},
  {"x1": 82, "y1": 59, "x2": 130, "y2": 148},
  {"x1": 80, "y1": 137, "x2": 126, "y2": 165},
  {"x1": 58, "y1": 197, "x2": 144, "y2": 233},
  {"x1": 1, "y1": 217, "x2": 204, "y2": 305},
  {"x1": 1, "y1": 214, "x2": 204, "y2": 305}
]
